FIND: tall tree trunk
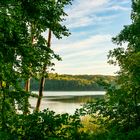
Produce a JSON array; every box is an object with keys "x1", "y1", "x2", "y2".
[
  {"x1": 35, "y1": 76, "x2": 45, "y2": 112},
  {"x1": 23, "y1": 78, "x2": 30, "y2": 114},
  {"x1": 35, "y1": 29, "x2": 51, "y2": 112},
  {"x1": 24, "y1": 23, "x2": 34, "y2": 114}
]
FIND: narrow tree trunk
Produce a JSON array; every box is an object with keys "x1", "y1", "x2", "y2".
[
  {"x1": 35, "y1": 77, "x2": 45, "y2": 112},
  {"x1": 24, "y1": 23, "x2": 34, "y2": 114},
  {"x1": 24, "y1": 23, "x2": 34, "y2": 92},
  {"x1": 25, "y1": 78, "x2": 30, "y2": 92},
  {"x1": 47, "y1": 29, "x2": 51, "y2": 48},
  {"x1": 23, "y1": 78, "x2": 30, "y2": 114},
  {"x1": 35, "y1": 29, "x2": 51, "y2": 112}
]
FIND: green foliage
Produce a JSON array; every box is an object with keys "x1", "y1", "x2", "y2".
[
  {"x1": 76, "y1": 0, "x2": 140, "y2": 139},
  {"x1": 0, "y1": 109, "x2": 85, "y2": 140},
  {"x1": 106, "y1": 0, "x2": 140, "y2": 130},
  {"x1": 0, "y1": 0, "x2": 72, "y2": 131}
]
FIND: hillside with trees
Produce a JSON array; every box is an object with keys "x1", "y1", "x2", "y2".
[{"x1": 30, "y1": 74, "x2": 115, "y2": 91}]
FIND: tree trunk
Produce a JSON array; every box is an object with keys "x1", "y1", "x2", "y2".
[
  {"x1": 25, "y1": 78, "x2": 30, "y2": 92},
  {"x1": 24, "y1": 23, "x2": 34, "y2": 114},
  {"x1": 23, "y1": 78, "x2": 30, "y2": 114},
  {"x1": 35, "y1": 29, "x2": 51, "y2": 112},
  {"x1": 35, "y1": 77, "x2": 45, "y2": 112},
  {"x1": 24, "y1": 23, "x2": 34, "y2": 92}
]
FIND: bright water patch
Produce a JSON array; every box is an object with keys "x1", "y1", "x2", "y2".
[{"x1": 29, "y1": 91, "x2": 105, "y2": 114}]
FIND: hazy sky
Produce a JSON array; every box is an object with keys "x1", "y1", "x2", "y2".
[{"x1": 51, "y1": 0, "x2": 131, "y2": 75}]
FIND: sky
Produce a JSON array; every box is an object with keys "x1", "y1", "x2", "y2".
[{"x1": 51, "y1": 0, "x2": 132, "y2": 75}]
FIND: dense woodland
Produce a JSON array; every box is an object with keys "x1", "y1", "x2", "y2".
[
  {"x1": 0, "y1": 0, "x2": 140, "y2": 139},
  {"x1": 29, "y1": 74, "x2": 115, "y2": 91}
]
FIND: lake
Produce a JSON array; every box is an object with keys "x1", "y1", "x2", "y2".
[{"x1": 29, "y1": 91, "x2": 105, "y2": 114}]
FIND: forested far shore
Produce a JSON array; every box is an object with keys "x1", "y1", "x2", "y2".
[{"x1": 28, "y1": 73, "x2": 115, "y2": 91}]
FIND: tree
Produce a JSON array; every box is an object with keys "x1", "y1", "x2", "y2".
[
  {"x1": 78, "y1": 1, "x2": 140, "y2": 138},
  {"x1": 18, "y1": 0, "x2": 72, "y2": 112},
  {"x1": 107, "y1": 0, "x2": 140, "y2": 129},
  {"x1": 0, "y1": 0, "x2": 31, "y2": 128},
  {"x1": 0, "y1": 0, "x2": 72, "y2": 129},
  {"x1": 36, "y1": 29, "x2": 52, "y2": 112}
]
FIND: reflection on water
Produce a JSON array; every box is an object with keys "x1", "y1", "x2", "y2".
[
  {"x1": 29, "y1": 91, "x2": 105, "y2": 114},
  {"x1": 43, "y1": 95, "x2": 103, "y2": 103}
]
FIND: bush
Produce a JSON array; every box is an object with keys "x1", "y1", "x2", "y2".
[{"x1": 0, "y1": 109, "x2": 88, "y2": 140}]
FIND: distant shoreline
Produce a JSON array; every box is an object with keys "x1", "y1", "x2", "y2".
[{"x1": 29, "y1": 74, "x2": 115, "y2": 91}]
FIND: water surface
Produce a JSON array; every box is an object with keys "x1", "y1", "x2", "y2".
[{"x1": 30, "y1": 91, "x2": 105, "y2": 114}]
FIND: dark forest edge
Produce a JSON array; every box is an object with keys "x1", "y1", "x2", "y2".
[{"x1": 28, "y1": 73, "x2": 115, "y2": 91}]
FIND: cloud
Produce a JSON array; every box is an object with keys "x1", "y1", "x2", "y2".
[
  {"x1": 52, "y1": 34, "x2": 112, "y2": 51},
  {"x1": 51, "y1": 34, "x2": 119, "y2": 75},
  {"x1": 51, "y1": 34, "x2": 115, "y2": 67},
  {"x1": 53, "y1": 60, "x2": 119, "y2": 75},
  {"x1": 64, "y1": 0, "x2": 130, "y2": 29},
  {"x1": 107, "y1": 5, "x2": 130, "y2": 11},
  {"x1": 48, "y1": 0, "x2": 131, "y2": 75},
  {"x1": 64, "y1": 0, "x2": 110, "y2": 28}
]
